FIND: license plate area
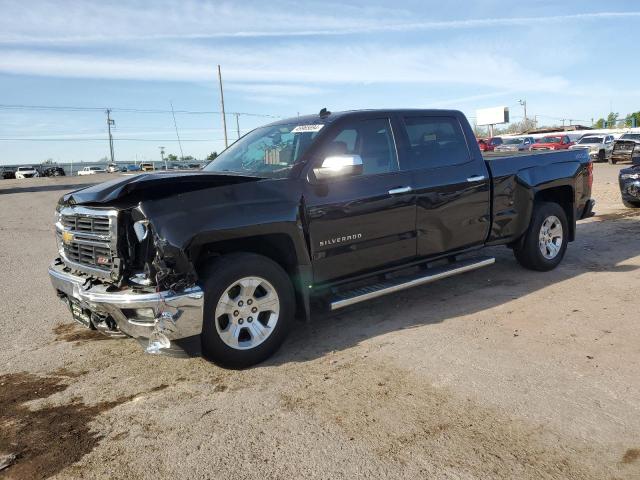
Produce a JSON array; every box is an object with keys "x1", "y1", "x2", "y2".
[{"x1": 69, "y1": 299, "x2": 92, "y2": 328}]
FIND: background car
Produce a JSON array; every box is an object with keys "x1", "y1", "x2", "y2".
[
  {"x1": 530, "y1": 135, "x2": 574, "y2": 151},
  {"x1": 478, "y1": 137, "x2": 503, "y2": 152},
  {"x1": 494, "y1": 136, "x2": 535, "y2": 152},
  {"x1": 15, "y1": 166, "x2": 40, "y2": 179},
  {"x1": 1, "y1": 167, "x2": 16, "y2": 179},
  {"x1": 569, "y1": 134, "x2": 614, "y2": 162},
  {"x1": 123, "y1": 164, "x2": 141, "y2": 172},
  {"x1": 77, "y1": 166, "x2": 106, "y2": 175},
  {"x1": 41, "y1": 166, "x2": 66, "y2": 177},
  {"x1": 106, "y1": 163, "x2": 119, "y2": 173},
  {"x1": 610, "y1": 133, "x2": 640, "y2": 164},
  {"x1": 140, "y1": 162, "x2": 155, "y2": 171}
]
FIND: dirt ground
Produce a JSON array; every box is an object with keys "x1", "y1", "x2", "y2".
[{"x1": 0, "y1": 165, "x2": 638, "y2": 480}]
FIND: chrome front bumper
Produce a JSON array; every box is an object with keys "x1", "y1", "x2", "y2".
[{"x1": 48, "y1": 260, "x2": 204, "y2": 356}]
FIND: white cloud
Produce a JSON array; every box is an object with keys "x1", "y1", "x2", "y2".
[
  {"x1": 0, "y1": 0, "x2": 637, "y2": 44},
  {"x1": 0, "y1": 44, "x2": 569, "y2": 95}
]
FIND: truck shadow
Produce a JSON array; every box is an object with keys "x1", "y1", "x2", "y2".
[{"x1": 267, "y1": 213, "x2": 640, "y2": 367}]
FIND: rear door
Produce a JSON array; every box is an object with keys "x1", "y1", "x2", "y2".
[
  {"x1": 303, "y1": 116, "x2": 416, "y2": 283},
  {"x1": 397, "y1": 114, "x2": 491, "y2": 257}
]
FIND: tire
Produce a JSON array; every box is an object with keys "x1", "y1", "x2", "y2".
[
  {"x1": 513, "y1": 202, "x2": 569, "y2": 271},
  {"x1": 622, "y1": 199, "x2": 640, "y2": 209},
  {"x1": 598, "y1": 150, "x2": 605, "y2": 162},
  {"x1": 200, "y1": 253, "x2": 295, "y2": 369},
  {"x1": 609, "y1": 157, "x2": 617, "y2": 165}
]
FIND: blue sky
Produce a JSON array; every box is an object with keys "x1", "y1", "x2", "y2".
[{"x1": 1, "y1": 0, "x2": 639, "y2": 165}]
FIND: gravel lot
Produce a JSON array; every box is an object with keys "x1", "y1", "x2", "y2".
[{"x1": 1, "y1": 165, "x2": 639, "y2": 480}]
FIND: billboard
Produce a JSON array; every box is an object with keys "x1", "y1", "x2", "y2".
[{"x1": 476, "y1": 106, "x2": 510, "y2": 126}]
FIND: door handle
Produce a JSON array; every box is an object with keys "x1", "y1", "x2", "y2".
[
  {"x1": 466, "y1": 175, "x2": 485, "y2": 182},
  {"x1": 388, "y1": 186, "x2": 412, "y2": 195}
]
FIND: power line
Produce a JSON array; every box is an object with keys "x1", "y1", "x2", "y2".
[
  {"x1": 0, "y1": 138, "x2": 222, "y2": 142},
  {"x1": 0, "y1": 103, "x2": 281, "y2": 118}
]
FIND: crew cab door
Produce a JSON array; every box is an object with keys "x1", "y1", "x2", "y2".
[
  {"x1": 303, "y1": 117, "x2": 416, "y2": 283},
  {"x1": 397, "y1": 114, "x2": 491, "y2": 257}
]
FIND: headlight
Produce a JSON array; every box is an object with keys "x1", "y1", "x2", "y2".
[
  {"x1": 620, "y1": 173, "x2": 640, "y2": 180},
  {"x1": 133, "y1": 220, "x2": 149, "y2": 241}
]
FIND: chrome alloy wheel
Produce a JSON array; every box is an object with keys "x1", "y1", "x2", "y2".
[
  {"x1": 538, "y1": 215, "x2": 563, "y2": 260},
  {"x1": 214, "y1": 276, "x2": 280, "y2": 350}
]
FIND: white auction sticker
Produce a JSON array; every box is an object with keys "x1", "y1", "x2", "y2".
[{"x1": 291, "y1": 124, "x2": 324, "y2": 133}]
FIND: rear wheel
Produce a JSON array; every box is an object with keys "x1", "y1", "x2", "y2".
[
  {"x1": 622, "y1": 199, "x2": 640, "y2": 209},
  {"x1": 598, "y1": 150, "x2": 605, "y2": 162},
  {"x1": 201, "y1": 253, "x2": 294, "y2": 369},
  {"x1": 513, "y1": 202, "x2": 568, "y2": 271}
]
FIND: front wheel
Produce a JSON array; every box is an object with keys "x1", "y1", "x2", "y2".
[
  {"x1": 513, "y1": 202, "x2": 568, "y2": 271},
  {"x1": 598, "y1": 150, "x2": 605, "y2": 162},
  {"x1": 622, "y1": 198, "x2": 640, "y2": 209},
  {"x1": 201, "y1": 253, "x2": 295, "y2": 369}
]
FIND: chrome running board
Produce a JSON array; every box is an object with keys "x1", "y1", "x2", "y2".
[{"x1": 330, "y1": 256, "x2": 495, "y2": 311}]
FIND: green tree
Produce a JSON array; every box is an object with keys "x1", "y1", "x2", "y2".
[
  {"x1": 625, "y1": 111, "x2": 640, "y2": 128},
  {"x1": 594, "y1": 118, "x2": 606, "y2": 128},
  {"x1": 166, "y1": 153, "x2": 178, "y2": 162},
  {"x1": 606, "y1": 112, "x2": 619, "y2": 128},
  {"x1": 181, "y1": 155, "x2": 194, "y2": 162},
  {"x1": 206, "y1": 151, "x2": 218, "y2": 162}
]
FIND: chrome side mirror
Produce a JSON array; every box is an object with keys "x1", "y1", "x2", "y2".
[{"x1": 312, "y1": 154, "x2": 363, "y2": 181}]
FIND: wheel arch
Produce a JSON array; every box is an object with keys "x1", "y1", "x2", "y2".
[
  {"x1": 534, "y1": 185, "x2": 575, "y2": 241},
  {"x1": 191, "y1": 232, "x2": 312, "y2": 321}
]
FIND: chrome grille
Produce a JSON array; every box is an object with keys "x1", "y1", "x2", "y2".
[{"x1": 56, "y1": 207, "x2": 119, "y2": 278}]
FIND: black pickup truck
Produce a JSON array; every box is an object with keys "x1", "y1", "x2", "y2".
[{"x1": 49, "y1": 109, "x2": 594, "y2": 368}]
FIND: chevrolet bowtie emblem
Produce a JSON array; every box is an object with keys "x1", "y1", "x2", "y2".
[{"x1": 62, "y1": 230, "x2": 74, "y2": 245}]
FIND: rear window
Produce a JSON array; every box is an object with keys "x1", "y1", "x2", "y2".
[{"x1": 402, "y1": 116, "x2": 470, "y2": 169}]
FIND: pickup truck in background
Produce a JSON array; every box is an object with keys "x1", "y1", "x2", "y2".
[
  {"x1": 78, "y1": 166, "x2": 106, "y2": 176},
  {"x1": 570, "y1": 134, "x2": 615, "y2": 162},
  {"x1": 49, "y1": 109, "x2": 594, "y2": 368},
  {"x1": 610, "y1": 133, "x2": 640, "y2": 164}
]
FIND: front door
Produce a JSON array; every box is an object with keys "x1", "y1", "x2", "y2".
[{"x1": 304, "y1": 117, "x2": 416, "y2": 283}]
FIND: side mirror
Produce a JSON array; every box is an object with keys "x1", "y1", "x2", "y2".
[{"x1": 312, "y1": 154, "x2": 363, "y2": 181}]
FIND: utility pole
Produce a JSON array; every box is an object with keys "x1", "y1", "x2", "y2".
[
  {"x1": 106, "y1": 109, "x2": 115, "y2": 163},
  {"x1": 217, "y1": 65, "x2": 228, "y2": 149},
  {"x1": 235, "y1": 113, "x2": 241, "y2": 139},
  {"x1": 518, "y1": 99, "x2": 527, "y2": 125},
  {"x1": 159, "y1": 146, "x2": 166, "y2": 171},
  {"x1": 170, "y1": 101, "x2": 184, "y2": 160}
]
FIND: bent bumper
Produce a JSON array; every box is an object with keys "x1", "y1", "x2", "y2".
[{"x1": 48, "y1": 260, "x2": 204, "y2": 356}]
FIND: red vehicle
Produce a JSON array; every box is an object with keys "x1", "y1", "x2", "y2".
[
  {"x1": 478, "y1": 137, "x2": 503, "y2": 152},
  {"x1": 530, "y1": 135, "x2": 574, "y2": 151}
]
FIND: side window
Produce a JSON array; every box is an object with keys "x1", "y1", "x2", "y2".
[
  {"x1": 321, "y1": 118, "x2": 398, "y2": 175},
  {"x1": 402, "y1": 116, "x2": 471, "y2": 169}
]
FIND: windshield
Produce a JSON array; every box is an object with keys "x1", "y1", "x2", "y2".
[
  {"x1": 489, "y1": 138, "x2": 502, "y2": 145},
  {"x1": 540, "y1": 136, "x2": 562, "y2": 143},
  {"x1": 503, "y1": 138, "x2": 523, "y2": 145},
  {"x1": 621, "y1": 134, "x2": 640, "y2": 141},
  {"x1": 578, "y1": 137, "x2": 603, "y2": 144},
  {"x1": 90, "y1": 167, "x2": 101, "y2": 171},
  {"x1": 18, "y1": 167, "x2": 33, "y2": 171},
  {"x1": 204, "y1": 122, "x2": 324, "y2": 178}
]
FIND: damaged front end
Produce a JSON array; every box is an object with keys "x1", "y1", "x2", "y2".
[{"x1": 49, "y1": 202, "x2": 203, "y2": 356}]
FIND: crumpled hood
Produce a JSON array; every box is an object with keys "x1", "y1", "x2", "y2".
[{"x1": 60, "y1": 171, "x2": 261, "y2": 207}]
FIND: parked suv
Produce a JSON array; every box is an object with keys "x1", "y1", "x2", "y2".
[
  {"x1": 49, "y1": 109, "x2": 594, "y2": 368},
  {"x1": 570, "y1": 134, "x2": 614, "y2": 162},
  {"x1": 15, "y1": 166, "x2": 39, "y2": 179}
]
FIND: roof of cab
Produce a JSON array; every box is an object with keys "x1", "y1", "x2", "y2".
[{"x1": 266, "y1": 109, "x2": 465, "y2": 127}]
